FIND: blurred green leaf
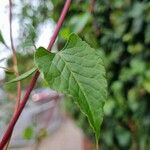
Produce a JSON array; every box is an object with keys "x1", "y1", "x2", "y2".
[
  {"x1": 104, "y1": 99, "x2": 115, "y2": 116},
  {"x1": 0, "y1": 30, "x2": 6, "y2": 45},
  {"x1": 115, "y1": 126, "x2": 131, "y2": 147},
  {"x1": 19, "y1": 24, "x2": 36, "y2": 51},
  {"x1": 0, "y1": 31, "x2": 7, "y2": 47},
  {"x1": 0, "y1": 66, "x2": 14, "y2": 74},
  {"x1": 128, "y1": 43, "x2": 144, "y2": 54},
  {"x1": 145, "y1": 25, "x2": 150, "y2": 44},
  {"x1": 22, "y1": 126, "x2": 34, "y2": 140},
  {"x1": 69, "y1": 12, "x2": 91, "y2": 33},
  {"x1": 6, "y1": 67, "x2": 37, "y2": 84},
  {"x1": 60, "y1": 27, "x2": 71, "y2": 40}
]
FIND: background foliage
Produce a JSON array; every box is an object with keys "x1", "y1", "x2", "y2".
[
  {"x1": 50, "y1": 1, "x2": 150, "y2": 149},
  {"x1": 2, "y1": 0, "x2": 150, "y2": 149}
]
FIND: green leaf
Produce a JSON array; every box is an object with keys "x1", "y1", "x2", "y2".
[
  {"x1": 6, "y1": 67, "x2": 37, "y2": 84},
  {"x1": 0, "y1": 31, "x2": 6, "y2": 45},
  {"x1": 69, "y1": 12, "x2": 91, "y2": 33},
  {"x1": 22, "y1": 126, "x2": 34, "y2": 140},
  {"x1": 0, "y1": 66, "x2": 14, "y2": 74},
  {"x1": 34, "y1": 34, "x2": 107, "y2": 142}
]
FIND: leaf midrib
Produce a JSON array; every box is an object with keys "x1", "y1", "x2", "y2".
[{"x1": 57, "y1": 51, "x2": 95, "y2": 129}]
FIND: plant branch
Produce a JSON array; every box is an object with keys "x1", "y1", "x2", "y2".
[
  {"x1": 0, "y1": 0, "x2": 71, "y2": 149},
  {"x1": 47, "y1": 0, "x2": 71, "y2": 50},
  {"x1": 4, "y1": 1, "x2": 22, "y2": 149},
  {"x1": 9, "y1": 0, "x2": 21, "y2": 110}
]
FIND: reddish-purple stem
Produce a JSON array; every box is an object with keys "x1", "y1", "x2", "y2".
[{"x1": 0, "y1": 0, "x2": 71, "y2": 148}]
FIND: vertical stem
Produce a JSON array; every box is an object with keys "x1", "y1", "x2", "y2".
[
  {"x1": 9, "y1": 0, "x2": 21, "y2": 110},
  {"x1": 96, "y1": 143, "x2": 99, "y2": 150},
  {"x1": 96, "y1": 138, "x2": 99, "y2": 150},
  {"x1": 4, "y1": 1, "x2": 22, "y2": 149},
  {"x1": 0, "y1": 0, "x2": 71, "y2": 149},
  {"x1": 47, "y1": 0, "x2": 71, "y2": 50}
]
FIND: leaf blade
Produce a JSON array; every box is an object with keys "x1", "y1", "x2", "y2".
[
  {"x1": 6, "y1": 67, "x2": 37, "y2": 84},
  {"x1": 0, "y1": 31, "x2": 5, "y2": 44},
  {"x1": 34, "y1": 34, "x2": 107, "y2": 141}
]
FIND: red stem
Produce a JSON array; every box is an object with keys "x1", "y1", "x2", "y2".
[
  {"x1": 0, "y1": 0, "x2": 71, "y2": 148},
  {"x1": 47, "y1": 0, "x2": 71, "y2": 50}
]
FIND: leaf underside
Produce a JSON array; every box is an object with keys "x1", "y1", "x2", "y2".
[{"x1": 34, "y1": 34, "x2": 107, "y2": 141}]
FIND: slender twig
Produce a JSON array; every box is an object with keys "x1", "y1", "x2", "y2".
[
  {"x1": 4, "y1": 1, "x2": 22, "y2": 149},
  {"x1": 3, "y1": 43, "x2": 10, "y2": 50},
  {"x1": 0, "y1": 0, "x2": 71, "y2": 149},
  {"x1": 9, "y1": 0, "x2": 21, "y2": 110},
  {"x1": 96, "y1": 143, "x2": 99, "y2": 150}
]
